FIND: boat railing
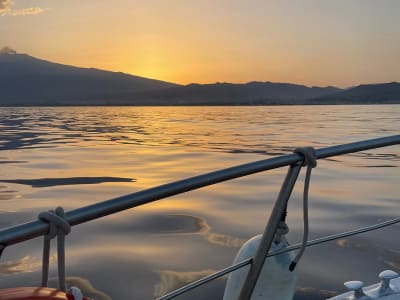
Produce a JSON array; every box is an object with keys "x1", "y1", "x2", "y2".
[{"x1": 0, "y1": 135, "x2": 399, "y2": 300}]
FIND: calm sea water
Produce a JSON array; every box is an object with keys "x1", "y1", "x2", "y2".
[{"x1": 0, "y1": 106, "x2": 399, "y2": 300}]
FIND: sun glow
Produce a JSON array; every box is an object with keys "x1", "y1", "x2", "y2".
[{"x1": 2, "y1": 1, "x2": 400, "y2": 86}]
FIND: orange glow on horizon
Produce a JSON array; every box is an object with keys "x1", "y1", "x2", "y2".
[{"x1": 4, "y1": 1, "x2": 399, "y2": 88}]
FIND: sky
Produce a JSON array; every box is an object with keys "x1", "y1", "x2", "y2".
[{"x1": 1, "y1": 0, "x2": 399, "y2": 87}]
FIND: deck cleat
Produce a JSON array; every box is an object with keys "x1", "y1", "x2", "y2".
[
  {"x1": 327, "y1": 270, "x2": 400, "y2": 300},
  {"x1": 378, "y1": 270, "x2": 399, "y2": 295},
  {"x1": 365, "y1": 270, "x2": 400, "y2": 298},
  {"x1": 343, "y1": 281, "x2": 369, "y2": 299}
]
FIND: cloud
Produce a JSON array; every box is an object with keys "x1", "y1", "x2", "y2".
[
  {"x1": 0, "y1": 0, "x2": 11, "y2": 12},
  {"x1": 0, "y1": 0, "x2": 48, "y2": 16},
  {"x1": 0, "y1": 46, "x2": 17, "y2": 54},
  {"x1": 6, "y1": 6, "x2": 47, "y2": 16}
]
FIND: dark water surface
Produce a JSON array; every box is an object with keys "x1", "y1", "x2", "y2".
[{"x1": 0, "y1": 106, "x2": 399, "y2": 299}]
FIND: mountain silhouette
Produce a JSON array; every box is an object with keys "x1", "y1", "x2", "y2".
[
  {"x1": 130, "y1": 82, "x2": 341, "y2": 105},
  {"x1": 309, "y1": 82, "x2": 400, "y2": 104},
  {"x1": 0, "y1": 49, "x2": 178, "y2": 105},
  {"x1": 1, "y1": 49, "x2": 399, "y2": 105}
]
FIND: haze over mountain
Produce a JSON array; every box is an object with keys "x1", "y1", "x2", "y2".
[
  {"x1": 131, "y1": 82, "x2": 341, "y2": 105},
  {"x1": 1, "y1": 49, "x2": 399, "y2": 106}
]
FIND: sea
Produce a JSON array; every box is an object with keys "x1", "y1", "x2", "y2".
[{"x1": 0, "y1": 105, "x2": 399, "y2": 300}]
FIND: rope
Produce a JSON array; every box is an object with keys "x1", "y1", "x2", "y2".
[
  {"x1": 289, "y1": 147, "x2": 317, "y2": 271},
  {"x1": 274, "y1": 221, "x2": 289, "y2": 244},
  {"x1": 38, "y1": 207, "x2": 71, "y2": 292}
]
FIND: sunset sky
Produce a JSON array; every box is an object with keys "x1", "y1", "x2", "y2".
[{"x1": 1, "y1": 0, "x2": 399, "y2": 87}]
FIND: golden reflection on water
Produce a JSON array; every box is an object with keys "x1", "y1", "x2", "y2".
[
  {"x1": 0, "y1": 106, "x2": 399, "y2": 299},
  {"x1": 154, "y1": 269, "x2": 218, "y2": 297},
  {"x1": 66, "y1": 277, "x2": 111, "y2": 300},
  {"x1": 140, "y1": 214, "x2": 246, "y2": 248},
  {"x1": 0, "y1": 255, "x2": 56, "y2": 275},
  {"x1": 0, "y1": 256, "x2": 40, "y2": 275}
]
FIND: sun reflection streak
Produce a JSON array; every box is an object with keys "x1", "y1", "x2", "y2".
[{"x1": 0, "y1": 255, "x2": 55, "y2": 275}]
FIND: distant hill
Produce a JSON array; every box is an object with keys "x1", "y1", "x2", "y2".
[
  {"x1": 1, "y1": 48, "x2": 399, "y2": 105},
  {"x1": 127, "y1": 82, "x2": 342, "y2": 105},
  {"x1": 309, "y1": 82, "x2": 400, "y2": 104},
  {"x1": 0, "y1": 49, "x2": 178, "y2": 105}
]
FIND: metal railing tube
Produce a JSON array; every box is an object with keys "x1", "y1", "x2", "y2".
[
  {"x1": 267, "y1": 217, "x2": 400, "y2": 257},
  {"x1": 238, "y1": 164, "x2": 302, "y2": 300},
  {"x1": 0, "y1": 135, "x2": 399, "y2": 249}
]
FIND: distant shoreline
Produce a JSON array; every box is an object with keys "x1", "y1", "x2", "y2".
[
  {"x1": 1, "y1": 102, "x2": 399, "y2": 107},
  {"x1": 2, "y1": 52, "x2": 399, "y2": 107}
]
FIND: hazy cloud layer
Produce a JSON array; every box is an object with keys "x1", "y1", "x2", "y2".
[{"x1": 0, "y1": 0, "x2": 47, "y2": 16}]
